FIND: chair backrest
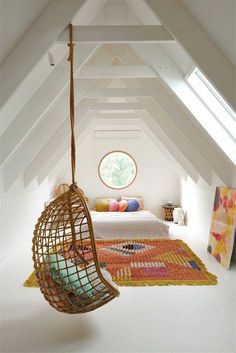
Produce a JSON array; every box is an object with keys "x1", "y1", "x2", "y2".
[
  {"x1": 53, "y1": 183, "x2": 70, "y2": 198},
  {"x1": 32, "y1": 184, "x2": 119, "y2": 313}
]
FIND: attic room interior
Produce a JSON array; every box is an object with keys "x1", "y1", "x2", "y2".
[{"x1": 0, "y1": 0, "x2": 236, "y2": 352}]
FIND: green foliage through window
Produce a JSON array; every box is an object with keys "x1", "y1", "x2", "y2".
[{"x1": 99, "y1": 151, "x2": 137, "y2": 189}]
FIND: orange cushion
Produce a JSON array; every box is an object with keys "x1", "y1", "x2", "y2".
[{"x1": 119, "y1": 200, "x2": 128, "y2": 212}]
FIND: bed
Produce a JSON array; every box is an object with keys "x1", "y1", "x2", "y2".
[{"x1": 90, "y1": 210, "x2": 169, "y2": 239}]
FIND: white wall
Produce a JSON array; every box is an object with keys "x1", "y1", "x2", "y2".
[
  {"x1": 0, "y1": 174, "x2": 52, "y2": 265},
  {"x1": 231, "y1": 167, "x2": 236, "y2": 189},
  {"x1": 181, "y1": 171, "x2": 236, "y2": 261},
  {"x1": 54, "y1": 129, "x2": 181, "y2": 218},
  {"x1": 181, "y1": 177, "x2": 218, "y2": 239}
]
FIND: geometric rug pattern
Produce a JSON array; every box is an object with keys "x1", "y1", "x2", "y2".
[
  {"x1": 93, "y1": 239, "x2": 217, "y2": 286},
  {"x1": 24, "y1": 239, "x2": 217, "y2": 287}
]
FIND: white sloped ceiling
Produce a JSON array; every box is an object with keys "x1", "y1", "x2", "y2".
[{"x1": 0, "y1": 0, "x2": 235, "y2": 194}]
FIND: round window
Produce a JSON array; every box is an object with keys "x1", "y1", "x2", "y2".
[{"x1": 98, "y1": 151, "x2": 137, "y2": 189}]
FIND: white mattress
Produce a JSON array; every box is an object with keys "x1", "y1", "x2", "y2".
[{"x1": 90, "y1": 210, "x2": 169, "y2": 239}]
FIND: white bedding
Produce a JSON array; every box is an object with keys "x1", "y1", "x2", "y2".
[{"x1": 90, "y1": 210, "x2": 169, "y2": 239}]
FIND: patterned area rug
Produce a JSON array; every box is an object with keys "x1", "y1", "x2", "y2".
[{"x1": 24, "y1": 239, "x2": 217, "y2": 287}]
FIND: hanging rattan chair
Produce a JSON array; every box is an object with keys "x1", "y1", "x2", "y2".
[
  {"x1": 32, "y1": 24, "x2": 119, "y2": 314},
  {"x1": 53, "y1": 183, "x2": 70, "y2": 198}
]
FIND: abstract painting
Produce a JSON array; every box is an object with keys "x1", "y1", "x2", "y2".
[{"x1": 207, "y1": 186, "x2": 236, "y2": 269}]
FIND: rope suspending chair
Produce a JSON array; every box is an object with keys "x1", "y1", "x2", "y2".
[{"x1": 32, "y1": 24, "x2": 119, "y2": 314}]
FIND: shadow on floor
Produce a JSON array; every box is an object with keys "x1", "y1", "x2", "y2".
[{"x1": 1, "y1": 306, "x2": 99, "y2": 353}]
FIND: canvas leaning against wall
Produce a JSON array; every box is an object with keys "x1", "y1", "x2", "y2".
[{"x1": 207, "y1": 186, "x2": 236, "y2": 270}]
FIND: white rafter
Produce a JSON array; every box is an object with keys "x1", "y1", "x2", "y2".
[
  {"x1": 1, "y1": 41, "x2": 145, "y2": 167},
  {"x1": 5, "y1": 99, "x2": 95, "y2": 190},
  {"x1": 82, "y1": 87, "x2": 149, "y2": 98},
  {"x1": 144, "y1": 0, "x2": 236, "y2": 110},
  {"x1": 0, "y1": 0, "x2": 86, "y2": 114},
  {"x1": 0, "y1": 44, "x2": 98, "y2": 167},
  {"x1": 58, "y1": 25, "x2": 174, "y2": 43},
  {"x1": 131, "y1": 44, "x2": 234, "y2": 184},
  {"x1": 77, "y1": 65, "x2": 157, "y2": 78},
  {"x1": 32, "y1": 116, "x2": 189, "y2": 186},
  {"x1": 1, "y1": 0, "x2": 235, "y2": 192},
  {"x1": 139, "y1": 97, "x2": 209, "y2": 184},
  {"x1": 0, "y1": 44, "x2": 68, "y2": 135},
  {"x1": 88, "y1": 103, "x2": 143, "y2": 111},
  {"x1": 24, "y1": 114, "x2": 95, "y2": 187}
]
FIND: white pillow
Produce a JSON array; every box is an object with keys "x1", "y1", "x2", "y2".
[
  {"x1": 101, "y1": 268, "x2": 119, "y2": 290},
  {"x1": 86, "y1": 263, "x2": 118, "y2": 291}
]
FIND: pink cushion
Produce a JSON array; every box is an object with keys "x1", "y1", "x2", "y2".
[
  {"x1": 109, "y1": 199, "x2": 119, "y2": 212},
  {"x1": 119, "y1": 200, "x2": 128, "y2": 212}
]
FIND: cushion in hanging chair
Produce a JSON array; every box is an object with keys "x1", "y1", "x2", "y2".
[
  {"x1": 45, "y1": 255, "x2": 117, "y2": 298},
  {"x1": 45, "y1": 254, "x2": 94, "y2": 297},
  {"x1": 86, "y1": 263, "x2": 118, "y2": 291},
  {"x1": 39, "y1": 270, "x2": 74, "y2": 309}
]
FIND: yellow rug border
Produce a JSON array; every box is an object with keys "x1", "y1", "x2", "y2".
[{"x1": 24, "y1": 239, "x2": 217, "y2": 288}]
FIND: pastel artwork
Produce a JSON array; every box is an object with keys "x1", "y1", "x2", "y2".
[{"x1": 208, "y1": 186, "x2": 236, "y2": 269}]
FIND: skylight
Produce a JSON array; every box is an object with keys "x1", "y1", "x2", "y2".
[{"x1": 186, "y1": 68, "x2": 236, "y2": 164}]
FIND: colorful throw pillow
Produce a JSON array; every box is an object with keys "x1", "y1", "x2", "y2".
[
  {"x1": 126, "y1": 199, "x2": 139, "y2": 212},
  {"x1": 119, "y1": 200, "x2": 128, "y2": 212},
  {"x1": 109, "y1": 199, "x2": 119, "y2": 212},
  {"x1": 45, "y1": 254, "x2": 94, "y2": 297},
  {"x1": 121, "y1": 196, "x2": 144, "y2": 210},
  {"x1": 95, "y1": 199, "x2": 109, "y2": 212}
]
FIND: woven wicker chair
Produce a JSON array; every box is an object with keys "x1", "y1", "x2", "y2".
[
  {"x1": 33, "y1": 185, "x2": 119, "y2": 313},
  {"x1": 53, "y1": 183, "x2": 70, "y2": 198},
  {"x1": 32, "y1": 24, "x2": 119, "y2": 313}
]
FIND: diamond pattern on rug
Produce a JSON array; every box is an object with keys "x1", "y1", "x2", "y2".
[
  {"x1": 102, "y1": 241, "x2": 155, "y2": 256},
  {"x1": 93, "y1": 239, "x2": 217, "y2": 286},
  {"x1": 24, "y1": 239, "x2": 217, "y2": 288}
]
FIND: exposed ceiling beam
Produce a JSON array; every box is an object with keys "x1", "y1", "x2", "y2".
[
  {"x1": 25, "y1": 117, "x2": 137, "y2": 187},
  {"x1": 37, "y1": 119, "x2": 97, "y2": 185},
  {"x1": 145, "y1": 0, "x2": 236, "y2": 110},
  {"x1": 36, "y1": 119, "x2": 135, "y2": 185},
  {"x1": 0, "y1": 0, "x2": 109, "y2": 135},
  {"x1": 3, "y1": 99, "x2": 94, "y2": 190},
  {"x1": 139, "y1": 97, "x2": 210, "y2": 184},
  {"x1": 91, "y1": 112, "x2": 145, "y2": 120},
  {"x1": 132, "y1": 43, "x2": 234, "y2": 184},
  {"x1": 31, "y1": 117, "x2": 188, "y2": 186},
  {"x1": 47, "y1": 117, "x2": 188, "y2": 185},
  {"x1": 89, "y1": 115, "x2": 190, "y2": 181},
  {"x1": 138, "y1": 116, "x2": 188, "y2": 181},
  {"x1": 82, "y1": 87, "x2": 149, "y2": 98},
  {"x1": 0, "y1": 0, "x2": 86, "y2": 111},
  {"x1": 25, "y1": 114, "x2": 95, "y2": 188},
  {"x1": 88, "y1": 103, "x2": 144, "y2": 111},
  {"x1": 0, "y1": 44, "x2": 67, "y2": 135},
  {"x1": 22, "y1": 105, "x2": 144, "y2": 188},
  {"x1": 92, "y1": 44, "x2": 146, "y2": 66},
  {"x1": 0, "y1": 44, "x2": 98, "y2": 167},
  {"x1": 24, "y1": 97, "x2": 195, "y2": 186},
  {"x1": 77, "y1": 65, "x2": 157, "y2": 78},
  {"x1": 58, "y1": 25, "x2": 174, "y2": 43}
]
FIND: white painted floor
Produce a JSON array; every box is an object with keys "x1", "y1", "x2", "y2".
[{"x1": 1, "y1": 225, "x2": 236, "y2": 353}]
